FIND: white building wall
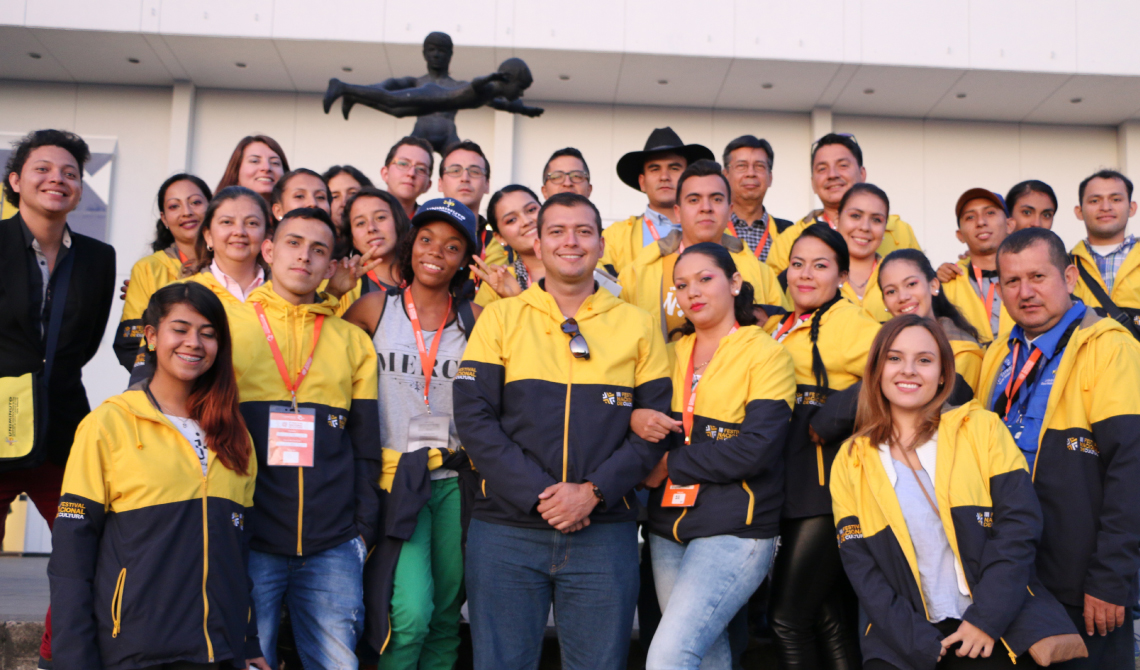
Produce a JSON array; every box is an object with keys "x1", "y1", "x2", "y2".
[{"x1": 0, "y1": 80, "x2": 1126, "y2": 408}]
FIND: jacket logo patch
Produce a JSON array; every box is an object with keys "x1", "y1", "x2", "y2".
[
  {"x1": 327, "y1": 413, "x2": 347, "y2": 429},
  {"x1": 57, "y1": 501, "x2": 85, "y2": 520},
  {"x1": 232, "y1": 512, "x2": 244, "y2": 529},
  {"x1": 122, "y1": 324, "x2": 144, "y2": 338},
  {"x1": 704, "y1": 425, "x2": 740, "y2": 440},
  {"x1": 976, "y1": 511, "x2": 993, "y2": 528},
  {"x1": 602, "y1": 391, "x2": 633, "y2": 407},
  {"x1": 797, "y1": 391, "x2": 826, "y2": 407},
  {"x1": 836, "y1": 523, "x2": 862, "y2": 545},
  {"x1": 456, "y1": 366, "x2": 476, "y2": 381},
  {"x1": 1065, "y1": 436, "x2": 1099, "y2": 456}
]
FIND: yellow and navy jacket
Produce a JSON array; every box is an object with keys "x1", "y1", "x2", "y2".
[
  {"x1": 453, "y1": 282, "x2": 673, "y2": 528},
  {"x1": 600, "y1": 214, "x2": 647, "y2": 276},
  {"x1": 764, "y1": 298, "x2": 880, "y2": 518},
  {"x1": 945, "y1": 319, "x2": 985, "y2": 396},
  {"x1": 48, "y1": 389, "x2": 259, "y2": 670},
  {"x1": 979, "y1": 309, "x2": 1140, "y2": 608},
  {"x1": 840, "y1": 261, "x2": 891, "y2": 322},
  {"x1": 766, "y1": 212, "x2": 921, "y2": 275},
  {"x1": 1071, "y1": 240, "x2": 1140, "y2": 331},
  {"x1": 618, "y1": 230, "x2": 789, "y2": 341},
  {"x1": 113, "y1": 248, "x2": 188, "y2": 370},
  {"x1": 232, "y1": 283, "x2": 383, "y2": 556},
  {"x1": 648, "y1": 327, "x2": 795, "y2": 542},
  {"x1": 832, "y1": 403, "x2": 1076, "y2": 669},
  {"x1": 940, "y1": 259, "x2": 1014, "y2": 345}
]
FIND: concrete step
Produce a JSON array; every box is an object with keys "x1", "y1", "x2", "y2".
[{"x1": 0, "y1": 621, "x2": 42, "y2": 670}]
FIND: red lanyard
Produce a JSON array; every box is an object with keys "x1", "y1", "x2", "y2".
[
  {"x1": 728, "y1": 217, "x2": 773, "y2": 259},
  {"x1": 1004, "y1": 341, "x2": 1043, "y2": 417},
  {"x1": 645, "y1": 214, "x2": 663, "y2": 241},
  {"x1": 254, "y1": 303, "x2": 324, "y2": 412},
  {"x1": 404, "y1": 287, "x2": 451, "y2": 413},
  {"x1": 972, "y1": 265, "x2": 997, "y2": 318},
  {"x1": 176, "y1": 248, "x2": 189, "y2": 266},
  {"x1": 683, "y1": 325, "x2": 737, "y2": 445},
  {"x1": 774, "y1": 312, "x2": 809, "y2": 341}
]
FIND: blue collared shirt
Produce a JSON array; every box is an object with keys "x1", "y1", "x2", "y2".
[
  {"x1": 641, "y1": 207, "x2": 679, "y2": 246},
  {"x1": 990, "y1": 301, "x2": 1087, "y2": 469}
]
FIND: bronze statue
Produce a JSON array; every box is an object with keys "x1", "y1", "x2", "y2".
[{"x1": 323, "y1": 32, "x2": 544, "y2": 154}]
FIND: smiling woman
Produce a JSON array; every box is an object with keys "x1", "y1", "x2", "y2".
[{"x1": 215, "y1": 135, "x2": 290, "y2": 203}]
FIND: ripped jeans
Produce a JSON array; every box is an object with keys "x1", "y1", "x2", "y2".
[{"x1": 249, "y1": 536, "x2": 366, "y2": 669}]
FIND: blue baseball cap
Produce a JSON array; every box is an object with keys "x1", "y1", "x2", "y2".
[{"x1": 411, "y1": 198, "x2": 482, "y2": 255}]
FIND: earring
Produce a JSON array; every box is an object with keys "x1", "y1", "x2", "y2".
[
  {"x1": 733, "y1": 290, "x2": 739, "y2": 295},
  {"x1": 147, "y1": 342, "x2": 155, "y2": 352},
  {"x1": 933, "y1": 290, "x2": 939, "y2": 296},
  {"x1": 206, "y1": 245, "x2": 213, "y2": 252}
]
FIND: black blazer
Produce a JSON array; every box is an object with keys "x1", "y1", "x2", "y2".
[{"x1": 0, "y1": 214, "x2": 116, "y2": 467}]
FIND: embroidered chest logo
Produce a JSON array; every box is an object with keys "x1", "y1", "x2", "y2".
[
  {"x1": 836, "y1": 523, "x2": 863, "y2": 545},
  {"x1": 456, "y1": 366, "x2": 476, "y2": 381},
  {"x1": 602, "y1": 391, "x2": 633, "y2": 407},
  {"x1": 704, "y1": 425, "x2": 740, "y2": 440},
  {"x1": 976, "y1": 511, "x2": 993, "y2": 528},
  {"x1": 122, "y1": 324, "x2": 144, "y2": 339},
  {"x1": 232, "y1": 512, "x2": 244, "y2": 529},
  {"x1": 57, "y1": 501, "x2": 85, "y2": 520},
  {"x1": 327, "y1": 413, "x2": 348, "y2": 429},
  {"x1": 797, "y1": 391, "x2": 826, "y2": 407},
  {"x1": 1065, "y1": 436, "x2": 1099, "y2": 456}
]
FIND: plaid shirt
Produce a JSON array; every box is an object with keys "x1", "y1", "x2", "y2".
[
  {"x1": 730, "y1": 210, "x2": 773, "y2": 261},
  {"x1": 1088, "y1": 234, "x2": 1137, "y2": 293}
]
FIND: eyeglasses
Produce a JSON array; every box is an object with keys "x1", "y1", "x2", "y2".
[
  {"x1": 561, "y1": 318, "x2": 590, "y2": 360},
  {"x1": 442, "y1": 164, "x2": 487, "y2": 179},
  {"x1": 389, "y1": 159, "x2": 430, "y2": 177},
  {"x1": 545, "y1": 170, "x2": 590, "y2": 185},
  {"x1": 728, "y1": 161, "x2": 771, "y2": 175}
]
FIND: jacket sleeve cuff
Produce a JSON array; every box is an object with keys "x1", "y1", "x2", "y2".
[
  {"x1": 961, "y1": 604, "x2": 1002, "y2": 641},
  {"x1": 244, "y1": 636, "x2": 263, "y2": 661}
]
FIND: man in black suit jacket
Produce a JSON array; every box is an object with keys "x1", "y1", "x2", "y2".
[{"x1": 0, "y1": 129, "x2": 115, "y2": 669}]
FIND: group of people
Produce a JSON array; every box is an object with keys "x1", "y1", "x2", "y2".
[{"x1": 1, "y1": 114, "x2": 1139, "y2": 670}]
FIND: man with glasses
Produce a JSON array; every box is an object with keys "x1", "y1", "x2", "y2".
[
  {"x1": 455, "y1": 192, "x2": 672, "y2": 670},
  {"x1": 380, "y1": 136, "x2": 434, "y2": 219},
  {"x1": 541, "y1": 147, "x2": 593, "y2": 199},
  {"x1": 766, "y1": 133, "x2": 921, "y2": 274},
  {"x1": 603, "y1": 127, "x2": 714, "y2": 276},
  {"x1": 437, "y1": 139, "x2": 507, "y2": 265},
  {"x1": 722, "y1": 135, "x2": 793, "y2": 263}
]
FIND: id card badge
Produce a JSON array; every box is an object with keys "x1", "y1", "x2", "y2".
[
  {"x1": 268, "y1": 406, "x2": 316, "y2": 467},
  {"x1": 406, "y1": 413, "x2": 451, "y2": 453},
  {"x1": 660, "y1": 478, "x2": 700, "y2": 507}
]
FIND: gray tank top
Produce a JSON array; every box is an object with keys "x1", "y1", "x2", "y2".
[{"x1": 373, "y1": 292, "x2": 467, "y2": 479}]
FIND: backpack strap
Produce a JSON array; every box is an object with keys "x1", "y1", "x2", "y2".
[
  {"x1": 1072, "y1": 252, "x2": 1140, "y2": 341},
  {"x1": 456, "y1": 299, "x2": 476, "y2": 339}
]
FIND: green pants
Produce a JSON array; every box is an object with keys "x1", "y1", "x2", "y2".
[{"x1": 379, "y1": 476, "x2": 464, "y2": 670}]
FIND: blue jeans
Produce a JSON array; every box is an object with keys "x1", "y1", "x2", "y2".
[
  {"x1": 249, "y1": 536, "x2": 366, "y2": 669},
  {"x1": 647, "y1": 533, "x2": 777, "y2": 670},
  {"x1": 466, "y1": 518, "x2": 639, "y2": 670}
]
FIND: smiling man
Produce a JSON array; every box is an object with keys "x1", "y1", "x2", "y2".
[
  {"x1": 722, "y1": 135, "x2": 793, "y2": 262},
  {"x1": 618, "y1": 159, "x2": 787, "y2": 341},
  {"x1": 603, "y1": 127, "x2": 714, "y2": 275},
  {"x1": 0, "y1": 129, "x2": 116, "y2": 669},
  {"x1": 766, "y1": 133, "x2": 921, "y2": 274},
  {"x1": 1069, "y1": 170, "x2": 1140, "y2": 340},
  {"x1": 437, "y1": 140, "x2": 508, "y2": 266},
  {"x1": 939, "y1": 188, "x2": 1015, "y2": 344},
  {"x1": 455, "y1": 192, "x2": 672, "y2": 670},
  {"x1": 978, "y1": 228, "x2": 1140, "y2": 670}
]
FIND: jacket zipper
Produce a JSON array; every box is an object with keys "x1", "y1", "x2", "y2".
[
  {"x1": 200, "y1": 476, "x2": 214, "y2": 662},
  {"x1": 111, "y1": 568, "x2": 126, "y2": 637},
  {"x1": 562, "y1": 346, "x2": 573, "y2": 482},
  {"x1": 292, "y1": 306, "x2": 305, "y2": 556}
]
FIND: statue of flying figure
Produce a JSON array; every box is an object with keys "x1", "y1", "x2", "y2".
[{"x1": 323, "y1": 31, "x2": 544, "y2": 154}]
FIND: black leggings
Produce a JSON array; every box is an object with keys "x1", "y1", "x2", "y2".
[
  {"x1": 863, "y1": 619, "x2": 1026, "y2": 669},
  {"x1": 769, "y1": 514, "x2": 861, "y2": 670}
]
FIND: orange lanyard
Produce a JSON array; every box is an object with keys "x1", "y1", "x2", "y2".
[
  {"x1": 254, "y1": 303, "x2": 324, "y2": 412},
  {"x1": 728, "y1": 216, "x2": 773, "y2": 259},
  {"x1": 972, "y1": 265, "x2": 997, "y2": 318},
  {"x1": 404, "y1": 287, "x2": 451, "y2": 413},
  {"x1": 774, "y1": 312, "x2": 809, "y2": 341},
  {"x1": 176, "y1": 248, "x2": 189, "y2": 266},
  {"x1": 1004, "y1": 341, "x2": 1043, "y2": 418},
  {"x1": 366, "y1": 270, "x2": 388, "y2": 292},
  {"x1": 683, "y1": 325, "x2": 737, "y2": 445},
  {"x1": 645, "y1": 214, "x2": 664, "y2": 242}
]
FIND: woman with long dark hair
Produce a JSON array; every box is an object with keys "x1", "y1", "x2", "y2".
[
  {"x1": 471, "y1": 184, "x2": 544, "y2": 305},
  {"x1": 269, "y1": 168, "x2": 331, "y2": 222},
  {"x1": 324, "y1": 164, "x2": 373, "y2": 228},
  {"x1": 334, "y1": 187, "x2": 410, "y2": 310},
  {"x1": 765, "y1": 224, "x2": 881, "y2": 670},
  {"x1": 1005, "y1": 180, "x2": 1057, "y2": 231},
  {"x1": 836, "y1": 183, "x2": 892, "y2": 322},
  {"x1": 191, "y1": 185, "x2": 271, "y2": 306},
  {"x1": 343, "y1": 199, "x2": 481, "y2": 669},
  {"x1": 632, "y1": 242, "x2": 795, "y2": 669},
  {"x1": 50, "y1": 282, "x2": 268, "y2": 670},
  {"x1": 113, "y1": 173, "x2": 213, "y2": 369},
  {"x1": 215, "y1": 135, "x2": 289, "y2": 202},
  {"x1": 832, "y1": 315, "x2": 1083, "y2": 669}
]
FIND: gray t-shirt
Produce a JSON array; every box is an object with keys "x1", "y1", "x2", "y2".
[
  {"x1": 166, "y1": 414, "x2": 207, "y2": 476},
  {"x1": 373, "y1": 292, "x2": 466, "y2": 480}
]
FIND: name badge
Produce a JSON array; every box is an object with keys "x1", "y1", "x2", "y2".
[
  {"x1": 407, "y1": 413, "x2": 451, "y2": 452},
  {"x1": 660, "y1": 479, "x2": 700, "y2": 507},
  {"x1": 268, "y1": 406, "x2": 315, "y2": 467}
]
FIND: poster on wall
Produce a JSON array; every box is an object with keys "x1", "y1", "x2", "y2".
[{"x1": 0, "y1": 132, "x2": 115, "y2": 243}]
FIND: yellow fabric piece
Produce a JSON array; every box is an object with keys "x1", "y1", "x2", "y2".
[
  {"x1": 762, "y1": 299, "x2": 881, "y2": 393},
  {"x1": 0, "y1": 372, "x2": 35, "y2": 460},
  {"x1": 484, "y1": 236, "x2": 508, "y2": 268},
  {"x1": 951, "y1": 337, "x2": 985, "y2": 396},
  {"x1": 669, "y1": 326, "x2": 796, "y2": 417},
  {"x1": 940, "y1": 260, "x2": 1014, "y2": 345},
  {"x1": 600, "y1": 214, "x2": 645, "y2": 275},
  {"x1": 1071, "y1": 240, "x2": 1140, "y2": 314},
  {"x1": 767, "y1": 214, "x2": 921, "y2": 275},
  {"x1": 830, "y1": 401, "x2": 1029, "y2": 619},
  {"x1": 122, "y1": 250, "x2": 186, "y2": 322},
  {"x1": 618, "y1": 231, "x2": 788, "y2": 341},
  {"x1": 840, "y1": 261, "x2": 891, "y2": 323}
]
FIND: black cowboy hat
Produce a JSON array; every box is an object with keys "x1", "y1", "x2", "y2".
[{"x1": 616, "y1": 127, "x2": 714, "y2": 191}]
